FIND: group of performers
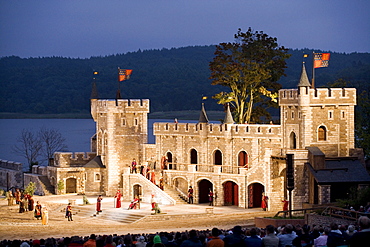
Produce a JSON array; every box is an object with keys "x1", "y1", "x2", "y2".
[{"x1": 6, "y1": 188, "x2": 49, "y2": 225}]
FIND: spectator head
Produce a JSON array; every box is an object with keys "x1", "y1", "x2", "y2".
[
  {"x1": 324, "y1": 227, "x2": 330, "y2": 235},
  {"x1": 266, "y1": 225, "x2": 275, "y2": 234},
  {"x1": 189, "y1": 230, "x2": 198, "y2": 239},
  {"x1": 90, "y1": 234, "x2": 96, "y2": 240},
  {"x1": 284, "y1": 224, "x2": 293, "y2": 234},
  {"x1": 358, "y1": 216, "x2": 370, "y2": 230},
  {"x1": 330, "y1": 222, "x2": 339, "y2": 230},
  {"x1": 232, "y1": 226, "x2": 242, "y2": 234},
  {"x1": 250, "y1": 228, "x2": 258, "y2": 236},
  {"x1": 211, "y1": 228, "x2": 220, "y2": 237},
  {"x1": 153, "y1": 235, "x2": 161, "y2": 244}
]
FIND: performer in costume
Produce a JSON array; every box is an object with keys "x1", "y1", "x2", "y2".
[
  {"x1": 114, "y1": 190, "x2": 122, "y2": 208},
  {"x1": 151, "y1": 194, "x2": 156, "y2": 211},
  {"x1": 28, "y1": 195, "x2": 34, "y2": 211},
  {"x1": 128, "y1": 196, "x2": 139, "y2": 210},
  {"x1": 131, "y1": 159, "x2": 137, "y2": 173},
  {"x1": 282, "y1": 199, "x2": 289, "y2": 217},
  {"x1": 42, "y1": 207, "x2": 48, "y2": 225},
  {"x1": 66, "y1": 203, "x2": 73, "y2": 221},
  {"x1": 208, "y1": 189, "x2": 214, "y2": 206},
  {"x1": 188, "y1": 186, "x2": 194, "y2": 204},
  {"x1": 14, "y1": 189, "x2": 21, "y2": 205},
  {"x1": 96, "y1": 195, "x2": 103, "y2": 213},
  {"x1": 34, "y1": 201, "x2": 42, "y2": 220},
  {"x1": 261, "y1": 192, "x2": 269, "y2": 211}
]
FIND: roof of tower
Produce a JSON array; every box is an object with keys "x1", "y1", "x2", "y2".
[
  {"x1": 223, "y1": 103, "x2": 234, "y2": 124},
  {"x1": 84, "y1": 155, "x2": 105, "y2": 168},
  {"x1": 198, "y1": 103, "x2": 209, "y2": 123},
  {"x1": 90, "y1": 81, "x2": 98, "y2": 99},
  {"x1": 297, "y1": 63, "x2": 311, "y2": 87}
]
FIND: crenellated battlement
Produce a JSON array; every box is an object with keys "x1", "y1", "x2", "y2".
[
  {"x1": 279, "y1": 88, "x2": 356, "y2": 106},
  {"x1": 154, "y1": 122, "x2": 281, "y2": 137},
  {"x1": 93, "y1": 99, "x2": 149, "y2": 111},
  {"x1": 53, "y1": 152, "x2": 96, "y2": 167},
  {"x1": 0, "y1": 159, "x2": 23, "y2": 171}
]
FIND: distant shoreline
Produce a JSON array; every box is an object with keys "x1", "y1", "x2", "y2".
[{"x1": 0, "y1": 111, "x2": 226, "y2": 121}]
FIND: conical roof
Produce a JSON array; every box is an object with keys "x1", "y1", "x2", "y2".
[
  {"x1": 90, "y1": 81, "x2": 98, "y2": 99},
  {"x1": 223, "y1": 103, "x2": 234, "y2": 124},
  {"x1": 198, "y1": 103, "x2": 209, "y2": 123},
  {"x1": 297, "y1": 63, "x2": 311, "y2": 87}
]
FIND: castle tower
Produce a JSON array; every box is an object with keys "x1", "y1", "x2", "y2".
[
  {"x1": 279, "y1": 63, "x2": 357, "y2": 156},
  {"x1": 91, "y1": 98, "x2": 149, "y2": 195}
]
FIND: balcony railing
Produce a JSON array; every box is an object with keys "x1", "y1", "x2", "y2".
[{"x1": 164, "y1": 162, "x2": 248, "y2": 174}]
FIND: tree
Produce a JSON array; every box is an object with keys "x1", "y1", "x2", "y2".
[
  {"x1": 12, "y1": 129, "x2": 43, "y2": 172},
  {"x1": 209, "y1": 28, "x2": 291, "y2": 124},
  {"x1": 39, "y1": 127, "x2": 68, "y2": 164},
  {"x1": 24, "y1": 181, "x2": 36, "y2": 196},
  {"x1": 57, "y1": 180, "x2": 64, "y2": 194}
]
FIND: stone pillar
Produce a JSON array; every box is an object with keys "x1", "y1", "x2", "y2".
[{"x1": 318, "y1": 184, "x2": 331, "y2": 204}]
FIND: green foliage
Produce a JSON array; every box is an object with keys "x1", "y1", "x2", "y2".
[
  {"x1": 335, "y1": 187, "x2": 370, "y2": 208},
  {"x1": 83, "y1": 195, "x2": 90, "y2": 205},
  {"x1": 24, "y1": 181, "x2": 36, "y2": 196},
  {"x1": 0, "y1": 46, "x2": 369, "y2": 118},
  {"x1": 57, "y1": 180, "x2": 64, "y2": 194},
  {"x1": 209, "y1": 28, "x2": 291, "y2": 123}
]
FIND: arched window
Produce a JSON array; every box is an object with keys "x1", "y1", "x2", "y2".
[
  {"x1": 238, "y1": 151, "x2": 248, "y2": 167},
  {"x1": 95, "y1": 173, "x2": 101, "y2": 182},
  {"x1": 190, "y1": 149, "x2": 198, "y2": 164},
  {"x1": 318, "y1": 126, "x2": 327, "y2": 141},
  {"x1": 214, "y1": 150, "x2": 222, "y2": 165},
  {"x1": 290, "y1": 132, "x2": 297, "y2": 149}
]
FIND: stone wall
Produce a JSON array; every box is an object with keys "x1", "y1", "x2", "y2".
[{"x1": 0, "y1": 159, "x2": 23, "y2": 190}]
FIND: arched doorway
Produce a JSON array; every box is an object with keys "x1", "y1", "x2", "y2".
[
  {"x1": 223, "y1": 181, "x2": 239, "y2": 206},
  {"x1": 66, "y1": 178, "x2": 77, "y2": 193},
  {"x1": 133, "y1": 184, "x2": 142, "y2": 199},
  {"x1": 166, "y1": 152, "x2": 173, "y2": 169},
  {"x1": 247, "y1": 183, "x2": 264, "y2": 208},
  {"x1": 318, "y1": 126, "x2": 327, "y2": 141},
  {"x1": 290, "y1": 132, "x2": 297, "y2": 149},
  {"x1": 214, "y1": 150, "x2": 222, "y2": 165},
  {"x1": 238, "y1": 151, "x2": 248, "y2": 167},
  {"x1": 190, "y1": 149, "x2": 198, "y2": 164},
  {"x1": 198, "y1": 179, "x2": 213, "y2": 203}
]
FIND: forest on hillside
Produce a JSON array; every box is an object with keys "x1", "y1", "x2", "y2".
[{"x1": 0, "y1": 46, "x2": 369, "y2": 115}]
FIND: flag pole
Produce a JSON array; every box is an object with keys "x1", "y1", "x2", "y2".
[
  {"x1": 116, "y1": 67, "x2": 122, "y2": 100},
  {"x1": 312, "y1": 51, "x2": 315, "y2": 89}
]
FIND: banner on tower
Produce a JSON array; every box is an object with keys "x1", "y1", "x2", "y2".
[
  {"x1": 118, "y1": 68, "x2": 133, "y2": 82},
  {"x1": 314, "y1": 53, "x2": 330, "y2": 68}
]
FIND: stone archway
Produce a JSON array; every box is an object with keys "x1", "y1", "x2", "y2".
[
  {"x1": 133, "y1": 184, "x2": 142, "y2": 199},
  {"x1": 223, "y1": 181, "x2": 239, "y2": 206},
  {"x1": 66, "y1": 178, "x2": 77, "y2": 193},
  {"x1": 247, "y1": 183, "x2": 264, "y2": 208},
  {"x1": 198, "y1": 179, "x2": 213, "y2": 204}
]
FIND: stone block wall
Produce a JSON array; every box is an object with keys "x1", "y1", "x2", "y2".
[{"x1": 0, "y1": 159, "x2": 23, "y2": 190}]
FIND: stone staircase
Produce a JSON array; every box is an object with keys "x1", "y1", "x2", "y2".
[
  {"x1": 38, "y1": 175, "x2": 55, "y2": 195},
  {"x1": 163, "y1": 186, "x2": 188, "y2": 205},
  {"x1": 61, "y1": 205, "x2": 147, "y2": 224}
]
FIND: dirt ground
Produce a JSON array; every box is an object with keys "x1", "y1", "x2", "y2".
[{"x1": 0, "y1": 195, "x2": 273, "y2": 241}]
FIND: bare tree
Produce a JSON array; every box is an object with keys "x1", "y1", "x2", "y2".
[
  {"x1": 12, "y1": 129, "x2": 43, "y2": 172},
  {"x1": 39, "y1": 127, "x2": 68, "y2": 164}
]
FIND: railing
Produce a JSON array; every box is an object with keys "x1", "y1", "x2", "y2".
[
  {"x1": 274, "y1": 206, "x2": 367, "y2": 221},
  {"x1": 165, "y1": 162, "x2": 246, "y2": 174}
]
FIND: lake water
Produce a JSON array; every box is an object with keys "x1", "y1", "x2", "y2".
[{"x1": 0, "y1": 118, "x2": 177, "y2": 170}]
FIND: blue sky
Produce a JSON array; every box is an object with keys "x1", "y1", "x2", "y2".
[{"x1": 1, "y1": 0, "x2": 369, "y2": 58}]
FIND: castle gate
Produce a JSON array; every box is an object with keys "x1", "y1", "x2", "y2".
[
  {"x1": 223, "y1": 181, "x2": 238, "y2": 206},
  {"x1": 66, "y1": 178, "x2": 77, "y2": 193},
  {"x1": 248, "y1": 183, "x2": 264, "y2": 208},
  {"x1": 198, "y1": 179, "x2": 213, "y2": 203}
]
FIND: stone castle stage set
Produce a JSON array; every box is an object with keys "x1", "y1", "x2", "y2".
[{"x1": 1, "y1": 64, "x2": 369, "y2": 212}]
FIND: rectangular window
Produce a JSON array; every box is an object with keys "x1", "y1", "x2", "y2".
[
  {"x1": 341, "y1": 110, "x2": 346, "y2": 120},
  {"x1": 328, "y1": 110, "x2": 334, "y2": 120},
  {"x1": 291, "y1": 111, "x2": 295, "y2": 120}
]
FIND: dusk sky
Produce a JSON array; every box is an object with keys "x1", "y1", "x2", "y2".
[{"x1": 1, "y1": 0, "x2": 369, "y2": 58}]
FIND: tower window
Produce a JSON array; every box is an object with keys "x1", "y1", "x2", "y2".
[
  {"x1": 291, "y1": 111, "x2": 295, "y2": 119},
  {"x1": 134, "y1": 118, "x2": 138, "y2": 126},
  {"x1": 328, "y1": 110, "x2": 334, "y2": 120},
  {"x1": 318, "y1": 126, "x2": 327, "y2": 141},
  {"x1": 341, "y1": 110, "x2": 346, "y2": 119}
]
